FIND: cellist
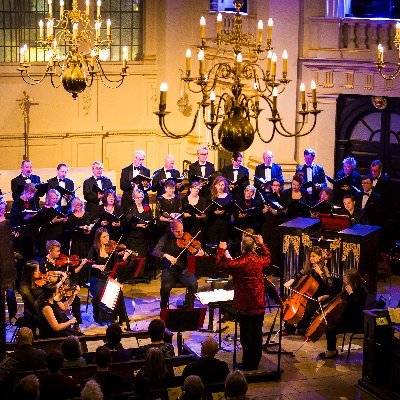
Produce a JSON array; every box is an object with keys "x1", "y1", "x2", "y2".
[
  {"x1": 283, "y1": 246, "x2": 334, "y2": 335},
  {"x1": 318, "y1": 269, "x2": 367, "y2": 359}
]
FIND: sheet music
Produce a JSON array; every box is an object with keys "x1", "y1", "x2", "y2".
[
  {"x1": 196, "y1": 289, "x2": 234, "y2": 305},
  {"x1": 101, "y1": 278, "x2": 122, "y2": 310}
]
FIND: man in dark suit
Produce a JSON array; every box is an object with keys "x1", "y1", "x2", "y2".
[
  {"x1": 47, "y1": 163, "x2": 74, "y2": 214},
  {"x1": 367, "y1": 159, "x2": 391, "y2": 197},
  {"x1": 83, "y1": 161, "x2": 114, "y2": 220},
  {"x1": 120, "y1": 150, "x2": 151, "y2": 210},
  {"x1": 221, "y1": 152, "x2": 249, "y2": 200},
  {"x1": 152, "y1": 154, "x2": 182, "y2": 197},
  {"x1": 9, "y1": 327, "x2": 47, "y2": 371},
  {"x1": 356, "y1": 177, "x2": 382, "y2": 226},
  {"x1": 11, "y1": 159, "x2": 41, "y2": 199},
  {"x1": 254, "y1": 150, "x2": 284, "y2": 193},
  {"x1": 296, "y1": 148, "x2": 326, "y2": 201},
  {"x1": 188, "y1": 146, "x2": 215, "y2": 199}
]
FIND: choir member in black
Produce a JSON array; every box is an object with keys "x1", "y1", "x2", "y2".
[
  {"x1": 10, "y1": 183, "x2": 38, "y2": 260},
  {"x1": 87, "y1": 228, "x2": 130, "y2": 325},
  {"x1": 19, "y1": 261, "x2": 44, "y2": 331},
  {"x1": 47, "y1": 163, "x2": 75, "y2": 214},
  {"x1": 233, "y1": 185, "x2": 261, "y2": 234},
  {"x1": 36, "y1": 189, "x2": 68, "y2": 258},
  {"x1": 39, "y1": 240, "x2": 85, "y2": 330},
  {"x1": 333, "y1": 156, "x2": 362, "y2": 203},
  {"x1": 284, "y1": 247, "x2": 334, "y2": 335},
  {"x1": 296, "y1": 148, "x2": 327, "y2": 201},
  {"x1": 355, "y1": 177, "x2": 382, "y2": 226},
  {"x1": 155, "y1": 179, "x2": 182, "y2": 238},
  {"x1": 153, "y1": 220, "x2": 202, "y2": 309},
  {"x1": 310, "y1": 187, "x2": 335, "y2": 219},
  {"x1": 187, "y1": 146, "x2": 215, "y2": 199},
  {"x1": 254, "y1": 150, "x2": 284, "y2": 193},
  {"x1": 152, "y1": 155, "x2": 183, "y2": 197},
  {"x1": 83, "y1": 161, "x2": 114, "y2": 221},
  {"x1": 36, "y1": 283, "x2": 81, "y2": 339},
  {"x1": 11, "y1": 159, "x2": 41, "y2": 200},
  {"x1": 206, "y1": 176, "x2": 233, "y2": 245},
  {"x1": 94, "y1": 188, "x2": 123, "y2": 241},
  {"x1": 120, "y1": 150, "x2": 151, "y2": 211},
  {"x1": 368, "y1": 159, "x2": 390, "y2": 197},
  {"x1": 124, "y1": 189, "x2": 153, "y2": 257},
  {"x1": 261, "y1": 179, "x2": 284, "y2": 268},
  {"x1": 182, "y1": 181, "x2": 207, "y2": 243},
  {"x1": 341, "y1": 195, "x2": 368, "y2": 226},
  {"x1": 319, "y1": 269, "x2": 367, "y2": 359},
  {"x1": 221, "y1": 152, "x2": 249, "y2": 200},
  {"x1": 280, "y1": 174, "x2": 311, "y2": 220}
]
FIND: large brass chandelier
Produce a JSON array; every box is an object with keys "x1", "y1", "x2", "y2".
[
  {"x1": 155, "y1": 0, "x2": 321, "y2": 152},
  {"x1": 376, "y1": 22, "x2": 400, "y2": 80},
  {"x1": 17, "y1": 0, "x2": 128, "y2": 99}
]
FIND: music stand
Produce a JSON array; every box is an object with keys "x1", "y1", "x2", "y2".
[{"x1": 160, "y1": 307, "x2": 207, "y2": 355}]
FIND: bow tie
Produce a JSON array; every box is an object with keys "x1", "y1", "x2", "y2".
[
  {"x1": 59, "y1": 179, "x2": 65, "y2": 183},
  {"x1": 306, "y1": 166, "x2": 313, "y2": 169},
  {"x1": 233, "y1": 168, "x2": 239, "y2": 171},
  {"x1": 23, "y1": 176, "x2": 31, "y2": 180},
  {"x1": 133, "y1": 166, "x2": 140, "y2": 171},
  {"x1": 265, "y1": 166, "x2": 271, "y2": 170},
  {"x1": 363, "y1": 192, "x2": 370, "y2": 196},
  {"x1": 96, "y1": 177, "x2": 102, "y2": 181}
]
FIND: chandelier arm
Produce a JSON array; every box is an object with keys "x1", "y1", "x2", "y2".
[
  {"x1": 85, "y1": 71, "x2": 96, "y2": 88},
  {"x1": 97, "y1": 74, "x2": 125, "y2": 89},
  {"x1": 273, "y1": 112, "x2": 320, "y2": 138},
  {"x1": 377, "y1": 64, "x2": 400, "y2": 80},
  {"x1": 94, "y1": 59, "x2": 125, "y2": 85},
  {"x1": 255, "y1": 122, "x2": 276, "y2": 144},
  {"x1": 18, "y1": 70, "x2": 49, "y2": 86},
  {"x1": 49, "y1": 74, "x2": 62, "y2": 89}
]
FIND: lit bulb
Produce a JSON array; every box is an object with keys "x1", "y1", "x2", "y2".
[
  {"x1": 160, "y1": 82, "x2": 168, "y2": 92},
  {"x1": 186, "y1": 48, "x2": 191, "y2": 58},
  {"x1": 198, "y1": 50, "x2": 204, "y2": 61},
  {"x1": 210, "y1": 91, "x2": 216, "y2": 101},
  {"x1": 217, "y1": 13, "x2": 222, "y2": 22},
  {"x1": 236, "y1": 53, "x2": 242, "y2": 63},
  {"x1": 311, "y1": 80, "x2": 316, "y2": 90}
]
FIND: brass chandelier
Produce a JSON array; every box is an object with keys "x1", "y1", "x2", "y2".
[
  {"x1": 155, "y1": 0, "x2": 321, "y2": 152},
  {"x1": 376, "y1": 22, "x2": 400, "y2": 80},
  {"x1": 18, "y1": 0, "x2": 128, "y2": 99}
]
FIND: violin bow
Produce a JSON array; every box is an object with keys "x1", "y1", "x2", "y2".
[
  {"x1": 103, "y1": 233, "x2": 125, "y2": 272},
  {"x1": 175, "y1": 230, "x2": 202, "y2": 261}
]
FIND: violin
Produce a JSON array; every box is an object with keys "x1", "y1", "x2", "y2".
[
  {"x1": 34, "y1": 271, "x2": 60, "y2": 287},
  {"x1": 105, "y1": 240, "x2": 129, "y2": 254},
  {"x1": 57, "y1": 284, "x2": 78, "y2": 299},
  {"x1": 55, "y1": 254, "x2": 81, "y2": 267},
  {"x1": 176, "y1": 232, "x2": 202, "y2": 255}
]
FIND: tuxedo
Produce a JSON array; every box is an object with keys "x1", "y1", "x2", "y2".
[
  {"x1": 355, "y1": 190, "x2": 382, "y2": 226},
  {"x1": 221, "y1": 165, "x2": 249, "y2": 200},
  {"x1": 120, "y1": 164, "x2": 151, "y2": 209},
  {"x1": 11, "y1": 173, "x2": 41, "y2": 199},
  {"x1": 83, "y1": 176, "x2": 114, "y2": 220},
  {"x1": 296, "y1": 163, "x2": 326, "y2": 200},
  {"x1": 254, "y1": 163, "x2": 284, "y2": 191},
  {"x1": 366, "y1": 173, "x2": 391, "y2": 197},
  {"x1": 152, "y1": 167, "x2": 182, "y2": 197},
  {"x1": 47, "y1": 176, "x2": 75, "y2": 213},
  {"x1": 188, "y1": 161, "x2": 215, "y2": 198}
]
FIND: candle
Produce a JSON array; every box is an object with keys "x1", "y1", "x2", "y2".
[
  {"x1": 160, "y1": 82, "x2": 168, "y2": 107},
  {"x1": 210, "y1": 90, "x2": 216, "y2": 117},
  {"x1": 86, "y1": 0, "x2": 90, "y2": 15},
  {"x1": 185, "y1": 48, "x2": 191, "y2": 76},
  {"x1": 282, "y1": 49, "x2": 288, "y2": 75},
  {"x1": 257, "y1": 20, "x2": 263, "y2": 45},
  {"x1": 272, "y1": 87, "x2": 278, "y2": 113},
  {"x1": 48, "y1": 49, "x2": 54, "y2": 67},
  {"x1": 254, "y1": 82, "x2": 259, "y2": 103},
  {"x1": 266, "y1": 50, "x2": 272, "y2": 73},
  {"x1": 107, "y1": 19, "x2": 111, "y2": 37},
  {"x1": 198, "y1": 49, "x2": 205, "y2": 77},
  {"x1": 48, "y1": 0, "x2": 52, "y2": 16},
  {"x1": 49, "y1": 20, "x2": 54, "y2": 36},
  {"x1": 122, "y1": 46, "x2": 128, "y2": 69},
  {"x1": 217, "y1": 13, "x2": 222, "y2": 36},
  {"x1": 60, "y1": 0, "x2": 64, "y2": 18},
  {"x1": 39, "y1": 20, "x2": 44, "y2": 40},
  {"x1": 200, "y1": 16, "x2": 206, "y2": 40},
  {"x1": 95, "y1": 21, "x2": 101, "y2": 40},
  {"x1": 311, "y1": 80, "x2": 317, "y2": 108},
  {"x1": 378, "y1": 43, "x2": 384, "y2": 63},
  {"x1": 267, "y1": 18, "x2": 273, "y2": 42},
  {"x1": 20, "y1": 45, "x2": 26, "y2": 63},
  {"x1": 300, "y1": 83, "x2": 306, "y2": 109},
  {"x1": 46, "y1": 21, "x2": 51, "y2": 37},
  {"x1": 236, "y1": 52, "x2": 242, "y2": 77},
  {"x1": 97, "y1": 0, "x2": 101, "y2": 19},
  {"x1": 396, "y1": 22, "x2": 400, "y2": 40},
  {"x1": 91, "y1": 49, "x2": 96, "y2": 67},
  {"x1": 271, "y1": 52, "x2": 277, "y2": 77},
  {"x1": 73, "y1": 23, "x2": 78, "y2": 41}
]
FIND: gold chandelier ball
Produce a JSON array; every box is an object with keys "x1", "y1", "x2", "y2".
[
  {"x1": 62, "y1": 64, "x2": 87, "y2": 99},
  {"x1": 218, "y1": 114, "x2": 255, "y2": 152}
]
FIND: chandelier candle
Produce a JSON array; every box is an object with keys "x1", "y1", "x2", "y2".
[
  {"x1": 282, "y1": 50, "x2": 288, "y2": 77},
  {"x1": 311, "y1": 80, "x2": 317, "y2": 109},
  {"x1": 300, "y1": 83, "x2": 306, "y2": 110},
  {"x1": 200, "y1": 16, "x2": 206, "y2": 40},
  {"x1": 60, "y1": 0, "x2": 64, "y2": 18},
  {"x1": 159, "y1": 83, "x2": 168, "y2": 110},
  {"x1": 217, "y1": 13, "x2": 222, "y2": 36},
  {"x1": 257, "y1": 20, "x2": 263, "y2": 45},
  {"x1": 97, "y1": 0, "x2": 101, "y2": 19},
  {"x1": 271, "y1": 53, "x2": 277, "y2": 79},
  {"x1": 198, "y1": 50, "x2": 205, "y2": 77},
  {"x1": 186, "y1": 49, "x2": 191, "y2": 77}
]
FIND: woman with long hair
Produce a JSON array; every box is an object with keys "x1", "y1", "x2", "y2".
[
  {"x1": 206, "y1": 176, "x2": 233, "y2": 245},
  {"x1": 280, "y1": 174, "x2": 311, "y2": 221}
]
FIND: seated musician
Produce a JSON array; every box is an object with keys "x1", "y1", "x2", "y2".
[
  {"x1": 153, "y1": 219, "x2": 203, "y2": 310},
  {"x1": 283, "y1": 246, "x2": 335, "y2": 335},
  {"x1": 87, "y1": 227, "x2": 131, "y2": 325},
  {"x1": 319, "y1": 269, "x2": 367, "y2": 359},
  {"x1": 39, "y1": 240, "x2": 85, "y2": 331},
  {"x1": 36, "y1": 283, "x2": 81, "y2": 338}
]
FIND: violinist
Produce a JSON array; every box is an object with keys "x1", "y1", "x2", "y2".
[
  {"x1": 124, "y1": 189, "x2": 153, "y2": 258},
  {"x1": 319, "y1": 269, "x2": 367, "y2": 359},
  {"x1": 283, "y1": 246, "x2": 334, "y2": 335},
  {"x1": 182, "y1": 181, "x2": 207, "y2": 243},
  {"x1": 36, "y1": 283, "x2": 81, "y2": 339},
  {"x1": 153, "y1": 220, "x2": 204, "y2": 310},
  {"x1": 87, "y1": 227, "x2": 130, "y2": 325},
  {"x1": 39, "y1": 240, "x2": 84, "y2": 331}
]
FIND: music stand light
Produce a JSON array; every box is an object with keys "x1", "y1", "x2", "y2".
[{"x1": 160, "y1": 307, "x2": 207, "y2": 355}]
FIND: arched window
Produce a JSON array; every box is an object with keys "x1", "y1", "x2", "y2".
[
  {"x1": 210, "y1": 0, "x2": 248, "y2": 14},
  {"x1": 350, "y1": 0, "x2": 400, "y2": 19},
  {"x1": 0, "y1": 0, "x2": 143, "y2": 63}
]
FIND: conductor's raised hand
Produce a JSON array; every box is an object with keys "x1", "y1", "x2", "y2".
[
  {"x1": 254, "y1": 234, "x2": 263, "y2": 244},
  {"x1": 219, "y1": 241, "x2": 228, "y2": 250}
]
